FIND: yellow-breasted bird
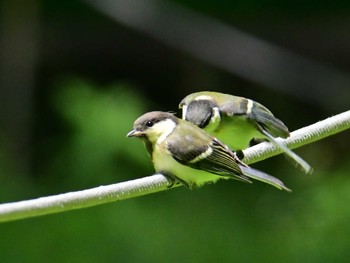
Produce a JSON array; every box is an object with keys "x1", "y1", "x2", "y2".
[
  {"x1": 179, "y1": 91, "x2": 312, "y2": 174},
  {"x1": 127, "y1": 111, "x2": 291, "y2": 191}
]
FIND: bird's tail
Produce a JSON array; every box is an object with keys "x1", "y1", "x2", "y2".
[
  {"x1": 240, "y1": 165, "x2": 291, "y2": 192},
  {"x1": 259, "y1": 128, "x2": 313, "y2": 174}
]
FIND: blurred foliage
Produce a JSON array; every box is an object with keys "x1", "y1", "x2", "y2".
[
  {"x1": 1, "y1": 0, "x2": 350, "y2": 262},
  {"x1": 35, "y1": 78, "x2": 152, "y2": 192}
]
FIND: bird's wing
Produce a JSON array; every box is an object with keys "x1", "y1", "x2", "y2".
[
  {"x1": 208, "y1": 139, "x2": 291, "y2": 191},
  {"x1": 220, "y1": 97, "x2": 290, "y2": 139},
  {"x1": 168, "y1": 135, "x2": 292, "y2": 190},
  {"x1": 166, "y1": 122, "x2": 292, "y2": 191},
  {"x1": 166, "y1": 132, "x2": 251, "y2": 183}
]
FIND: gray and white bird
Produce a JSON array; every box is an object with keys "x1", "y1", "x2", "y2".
[
  {"x1": 179, "y1": 91, "x2": 312, "y2": 174},
  {"x1": 127, "y1": 111, "x2": 291, "y2": 191}
]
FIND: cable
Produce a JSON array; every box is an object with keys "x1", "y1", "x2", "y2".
[{"x1": 0, "y1": 110, "x2": 349, "y2": 223}]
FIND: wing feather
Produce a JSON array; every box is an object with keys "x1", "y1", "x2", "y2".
[
  {"x1": 251, "y1": 103, "x2": 290, "y2": 138},
  {"x1": 165, "y1": 120, "x2": 291, "y2": 190},
  {"x1": 167, "y1": 134, "x2": 251, "y2": 183}
]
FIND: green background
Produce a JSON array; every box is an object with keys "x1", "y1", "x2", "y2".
[{"x1": 1, "y1": 0, "x2": 349, "y2": 262}]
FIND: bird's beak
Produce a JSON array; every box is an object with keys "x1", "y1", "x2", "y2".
[{"x1": 126, "y1": 129, "x2": 143, "y2": 137}]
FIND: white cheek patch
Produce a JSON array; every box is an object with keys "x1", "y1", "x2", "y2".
[
  {"x1": 246, "y1": 99, "x2": 254, "y2": 114},
  {"x1": 151, "y1": 119, "x2": 176, "y2": 144}
]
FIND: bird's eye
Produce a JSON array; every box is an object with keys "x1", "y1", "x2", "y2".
[{"x1": 146, "y1": 120, "x2": 153, "y2": 127}]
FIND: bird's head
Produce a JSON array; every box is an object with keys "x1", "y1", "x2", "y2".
[{"x1": 127, "y1": 111, "x2": 178, "y2": 143}]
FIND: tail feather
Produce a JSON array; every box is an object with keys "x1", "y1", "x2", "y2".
[
  {"x1": 240, "y1": 165, "x2": 291, "y2": 192},
  {"x1": 259, "y1": 127, "x2": 313, "y2": 174}
]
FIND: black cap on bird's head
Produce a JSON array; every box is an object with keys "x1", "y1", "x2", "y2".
[{"x1": 184, "y1": 100, "x2": 218, "y2": 128}]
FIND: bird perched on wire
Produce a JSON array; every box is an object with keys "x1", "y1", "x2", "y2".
[
  {"x1": 127, "y1": 111, "x2": 291, "y2": 191},
  {"x1": 179, "y1": 91, "x2": 312, "y2": 174}
]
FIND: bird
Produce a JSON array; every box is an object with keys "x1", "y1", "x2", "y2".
[
  {"x1": 127, "y1": 111, "x2": 291, "y2": 191},
  {"x1": 179, "y1": 91, "x2": 312, "y2": 174}
]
